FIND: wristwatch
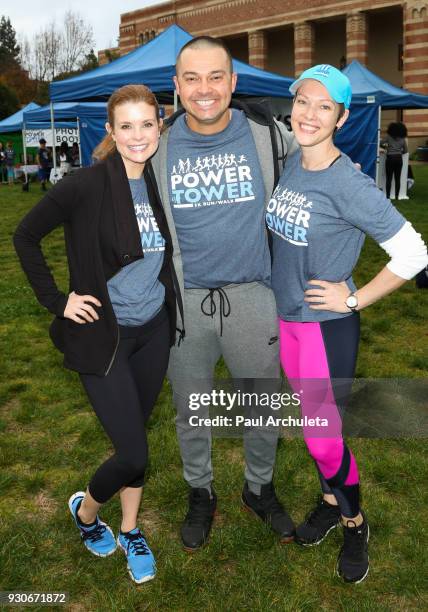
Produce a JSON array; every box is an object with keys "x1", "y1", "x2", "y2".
[{"x1": 345, "y1": 292, "x2": 358, "y2": 313}]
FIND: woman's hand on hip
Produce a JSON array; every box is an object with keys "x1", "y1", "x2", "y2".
[
  {"x1": 64, "y1": 291, "x2": 102, "y2": 323},
  {"x1": 304, "y1": 280, "x2": 351, "y2": 313}
]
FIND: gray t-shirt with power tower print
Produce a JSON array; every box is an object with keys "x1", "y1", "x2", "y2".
[
  {"x1": 167, "y1": 109, "x2": 270, "y2": 289},
  {"x1": 107, "y1": 177, "x2": 165, "y2": 326},
  {"x1": 267, "y1": 152, "x2": 406, "y2": 322}
]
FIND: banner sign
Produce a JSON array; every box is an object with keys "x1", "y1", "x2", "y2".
[{"x1": 25, "y1": 128, "x2": 79, "y2": 147}]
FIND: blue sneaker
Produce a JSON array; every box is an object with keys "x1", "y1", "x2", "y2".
[
  {"x1": 117, "y1": 528, "x2": 156, "y2": 583},
  {"x1": 68, "y1": 491, "x2": 117, "y2": 557}
]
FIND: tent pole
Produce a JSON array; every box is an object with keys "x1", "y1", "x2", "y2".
[
  {"x1": 174, "y1": 89, "x2": 178, "y2": 113},
  {"x1": 50, "y1": 101, "x2": 57, "y2": 174},
  {"x1": 22, "y1": 121, "x2": 28, "y2": 183},
  {"x1": 77, "y1": 116, "x2": 82, "y2": 167},
  {"x1": 375, "y1": 105, "x2": 381, "y2": 186}
]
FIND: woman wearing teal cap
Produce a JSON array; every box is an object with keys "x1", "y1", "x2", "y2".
[{"x1": 266, "y1": 64, "x2": 427, "y2": 582}]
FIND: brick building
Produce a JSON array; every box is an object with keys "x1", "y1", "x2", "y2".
[{"x1": 99, "y1": 0, "x2": 428, "y2": 146}]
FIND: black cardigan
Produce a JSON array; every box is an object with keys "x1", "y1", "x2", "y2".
[{"x1": 13, "y1": 151, "x2": 180, "y2": 376}]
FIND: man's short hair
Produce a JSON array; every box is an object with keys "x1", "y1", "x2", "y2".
[
  {"x1": 39, "y1": 138, "x2": 46, "y2": 144},
  {"x1": 176, "y1": 36, "x2": 233, "y2": 74}
]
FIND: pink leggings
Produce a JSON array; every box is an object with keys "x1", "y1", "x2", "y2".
[{"x1": 280, "y1": 316, "x2": 361, "y2": 518}]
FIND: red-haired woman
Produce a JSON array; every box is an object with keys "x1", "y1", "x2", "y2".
[
  {"x1": 14, "y1": 85, "x2": 180, "y2": 584},
  {"x1": 267, "y1": 65, "x2": 427, "y2": 584}
]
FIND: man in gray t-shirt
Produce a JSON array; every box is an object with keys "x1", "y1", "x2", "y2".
[{"x1": 152, "y1": 36, "x2": 298, "y2": 552}]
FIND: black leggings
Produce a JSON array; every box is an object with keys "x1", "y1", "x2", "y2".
[
  {"x1": 385, "y1": 155, "x2": 403, "y2": 199},
  {"x1": 79, "y1": 306, "x2": 170, "y2": 504}
]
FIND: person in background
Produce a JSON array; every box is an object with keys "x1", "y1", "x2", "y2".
[
  {"x1": 5, "y1": 141, "x2": 15, "y2": 185},
  {"x1": 36, "y1": 138, "x2": 52, "y2": 191},
  {"x1": 14, "y1": 84, "x2": 179, "y2": 585},
  {"x1": 267, "y1": 65, "x2": 427, "y2": 583},
  {"x1": 71, "y1": 142, "x2": 80, "y2": 167},
  {"x1": 0, "y1": 141, "x2": 7, "y2": 184},
  {"x1": 59, "y1": 141, "x2": 72, "y2": 177},
  {"x1": 381, "y1": 122, "x2": 408, "y2": 200}
]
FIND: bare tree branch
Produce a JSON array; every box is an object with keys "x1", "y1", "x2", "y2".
[
  {"x1": 25, "y1": 11, "x2": 95, "y2": 82},
  {"x1": 60, "y1": 11, "x2": 94, "y2": 74}
]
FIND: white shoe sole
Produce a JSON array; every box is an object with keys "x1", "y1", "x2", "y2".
[
  {"x1": 336, "y1": 524, "x2": 370, "y2": 584},
  {"x1": 68, "y1": 491, "x2": 117, "y2": 558},
  {"x1": 296, "y1": 521, "x2": 340, "y2": 547},
  {"x1": 117, "y1": 537, "x2": 156, "y2": 584}
]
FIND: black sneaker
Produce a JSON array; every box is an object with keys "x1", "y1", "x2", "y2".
[
  {"x1": 180, "y1": 487, "x2": 217, "y2": 551},
  {"x1": 337, "y1": 514, "x2": 369, "y2": 583},
  {"x1": 241, "y1": 482, "x2": 295, "y2": 543},
  {"x1": 295, "y1": 497, "x2": 341, "y2": 546}
]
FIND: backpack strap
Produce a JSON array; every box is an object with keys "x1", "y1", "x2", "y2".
[{"x1": 231, "y1": 98, "x2": 286, "y2": 189}]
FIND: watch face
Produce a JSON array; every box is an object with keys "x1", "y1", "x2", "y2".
[{"x1": 347, "y1": 295, "x2": 358, "y2": 308}]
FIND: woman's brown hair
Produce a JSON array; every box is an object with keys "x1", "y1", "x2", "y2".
[{"x1": 93, "y1": 84, "x2": 160, "y2": 161}]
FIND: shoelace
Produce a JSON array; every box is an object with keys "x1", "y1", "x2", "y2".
[
  {"x1": 342, "y1": 521, "x2": 366, "y2": 558},
  {"x1": 200, "y1": 288, "x2": 231, "y2": 336},
  {"x1": 185, "y1": 495, "x2": 214, "y2": 526},
  {"x1": 123, "y1": 530, "x2": 151, "y2": 556},
  {"x1": 81, "y1": 523, "x2": 107, "y2": 543}
]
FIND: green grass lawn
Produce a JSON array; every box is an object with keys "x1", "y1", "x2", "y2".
[{"x1": 0, "y1": 169, "x2": 427, "y2": 611}]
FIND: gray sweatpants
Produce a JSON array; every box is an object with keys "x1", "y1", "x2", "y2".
[{"x1": 168, "y1": 281, "x2": 280, "y2": 491}]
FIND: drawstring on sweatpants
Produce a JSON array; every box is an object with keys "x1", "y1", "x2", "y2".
[{"x1": 200, "y1": 288, "x2": 231, "y2": 336}]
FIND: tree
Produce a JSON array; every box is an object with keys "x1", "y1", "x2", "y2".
[
  {"x1": 18, "y1": 35, "x2": 31, "y2": 73},
  {"x1": 80, "y1": 48, "x2": 99, "y2": 72},
  {"x1": 105, "y1": 49, "x2": 120, "y2": 63},
  {"x1": 1, "y1": 11, "x2": 95, "y2": 107},
  {"x1": 1, "y1": 23, "x2": 34, "y2": 105},
  {"x1": 33, "y1": 21, "x2": 62, "y2": 82},
  {"x1": 0, "y1": 16, "x2": 20, "y2": 65},
  {"x1": 0, "y1": 82, "x2": 19, "y2": 120},
  {"x1": 28, "y1": 12, "x2": 94, "y2": 82},
  {"x1": 60, "y1": 11, "x2": 94, "y2": 74}
]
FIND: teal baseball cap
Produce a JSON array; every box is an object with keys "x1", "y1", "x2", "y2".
[{"x1": 290, "y1": 64, "x2": 352, "y2": 108}]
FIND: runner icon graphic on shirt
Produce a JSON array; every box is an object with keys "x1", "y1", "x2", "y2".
[
  {"x1": 266, "y1": 184, "x2": 312, "y2": 246},
  {"x1": 171, "y1": 152, "x2": 255, "y2": 208}
]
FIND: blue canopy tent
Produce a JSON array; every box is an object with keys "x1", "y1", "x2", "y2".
[
  {"x1": 24, "y1": 102, "x2": 108, "y2": 167},
  {"x1": 0, "y1": 101, "x2": 81, "y2": 175},
  {"x1": 0, "y1": 101, "x2": 75, "y2": 132},
  {"x1": 78, "y1": 115, "x2": 107, "y2": 167},
  {"x1": 24, "y1": 102, "x2": 108, "y2": 168},
  {"x1": 335, "y1": 104, "x2": 379, "y2": 179},
  {"x1": 342, "y1": 60, "x2": 428, "y2": 181},
  {"x1": 0, "y1": 102, "x2": 39, "y2": 132},
  {"x1": 49, "y1": 25, "x2": 294, "y2": 102},
  {"x1": 24, "y1": 101, "x2": 107, "y2": 122},
  {"x1": 343, "y1": 60, "x2": 428, "y2": 108}
]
